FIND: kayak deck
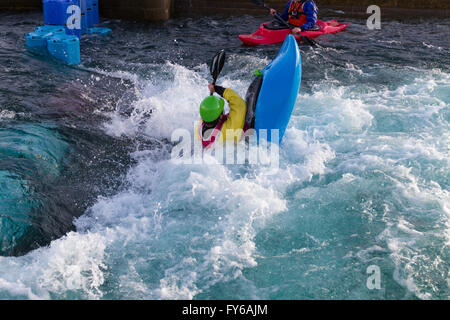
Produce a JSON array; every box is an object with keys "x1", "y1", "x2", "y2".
[{"x1": 239, "y1": 19, "x2": 349, "y2": 46}]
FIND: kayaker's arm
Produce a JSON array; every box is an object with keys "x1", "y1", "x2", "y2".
[
  {"x1": 299, "y1": 1, "x2": 318, "y2": 31},
  {"x1": 213, "y1": 85, "x2": 226, "y2": 97},
  {"x1": 279, "y1": 1, "x2": 291, "y2": 21},
  {"x1": 212, "y1": 85, "x2": 246, "y2": 142},
  {"x1": 269, "y1": 1, "x2": 290, "y2": 21}
]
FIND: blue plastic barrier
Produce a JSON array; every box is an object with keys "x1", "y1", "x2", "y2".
[
  {"x1": 26, "y1": 26, "x2": 65, "y2": 50},
  {"x1": 43, "y1": 1, "x2": 82, "y2": 38},
  {"x1": 36, "y1": 23, "x2": 81, "y2": 39},
  {"x1": 43, "y1": 0, "x2": 72, "y2": 25},
  {"x1": 86, "y1": 0, "x2": 94, "y2": 27},
  {"x1": 79, "y1": 0, "x2": 89, "y2": 34},
  {"x1": 26, "y1": 0, "x2": 108, "y2": 64},
  {"x1": 25, "y1": 31, "x2": 54, "y2": 50},
  {"x1": 47, "y1": 34, "x2": 81, "y2": 65},
  {"x1": 92, "y1": 0, "x2": 99, "y2": 25},
  {"x1": 65, "y1": 2, "x2": 82, "y2": 38},
  {"x1": 34, "y1": 25, "x2": 66, "y2": 35}
]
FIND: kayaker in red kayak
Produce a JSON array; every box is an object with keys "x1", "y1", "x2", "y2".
[{"x1": 269, "y1": 0, "x2": 320, "y2": 34}]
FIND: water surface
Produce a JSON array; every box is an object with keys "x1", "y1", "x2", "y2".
[{"x1": 0, "y1": 12, "x2": 448, "y2": 299}]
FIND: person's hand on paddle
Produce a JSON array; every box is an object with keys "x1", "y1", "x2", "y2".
[
  {"x1": 208, "y1": 83, "x2": 215, "y2": 95},
  {"x1": 292, "y1": 27, "x2": 302, "y2": 34},
  {"x1": 270, "y1": 8, "x2": 277, "y2": 16}
]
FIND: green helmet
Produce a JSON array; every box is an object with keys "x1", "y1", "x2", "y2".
[{"x1": 200, "y1": 96, "x2": 225, "y2": 122}]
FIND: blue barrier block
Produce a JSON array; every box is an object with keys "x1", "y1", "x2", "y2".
[
  {"x1": 43, "y1": 0, "x2": 73, "y2": 26},
  {"x1": 65, "y1": 2, "x2": 82, "y2": 38},
  {"x1": 47, "y1": 34, "x2": 81, "y2": 65},
  {"x1": 35, "y1": 24, "x2": 81, "y2": 40},
  {"x1": 92, "y1": 0, "x2": 99, "y2": 25},
  {"x1": 25, "y1": 31, "x2": 54, "y2": 49},
  {"x1": 80, "y1": 0, "x2": 89, "y2": 34},
  {"x1": 43, "y1": 1, "x2": 82, "y2": 38},
  {"x1": 81, "y1": 12, "x2": 88, "y2": 34},
  {"x1": 88, "y1": 27, "x2": 112, "y2": 35},
  {"x1": 34, "y1": 25, "x2": 66, "y2": 35},
  {"x1": 86, "y1": 8, "x2": 94, "y2": 28},
  {"x1": 26, "y1": 26, "x2": 65, "y2": 51},
  {"x1": 65, "y1": 26, "x2": 82, "y2": 39},
  {"x1": 86, "y1": 0, "x2": 94, "y2": 27}
]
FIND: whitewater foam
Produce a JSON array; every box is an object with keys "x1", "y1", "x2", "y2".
[{"x1": 0, "y1": 54, "x2": 448, "y2": 300}]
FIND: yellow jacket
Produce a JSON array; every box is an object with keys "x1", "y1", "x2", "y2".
[{"x1": 196, "y1": 88, "x2": 247, "y2": 145}]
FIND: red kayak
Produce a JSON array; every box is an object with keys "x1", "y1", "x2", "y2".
[{"x1": 239, "y1": 19, "x2": 349, "y2": 46}]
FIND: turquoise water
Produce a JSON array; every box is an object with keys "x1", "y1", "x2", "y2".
[
  {"x1": 0, "y1": 12, "x2": 449, "y2": 299},
  {"x1": 0, "y1": 124, "x2": 69, "y2": 255}
]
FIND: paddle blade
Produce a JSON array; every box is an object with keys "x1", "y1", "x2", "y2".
[{"x1": 210, "y1": 49, "x2": 226, "y2": 83}]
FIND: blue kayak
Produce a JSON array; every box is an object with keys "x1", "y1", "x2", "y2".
[{"x1": 245, "y1": 35, "x2": 302, "y2": 144}]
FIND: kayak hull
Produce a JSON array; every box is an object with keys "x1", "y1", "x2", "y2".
[
  {"x1": 239, "y1": 19, "x2": 349, "y2": 46},
  {"x1": 253, "y1": 34, "x2": 301, "y2": 143}
]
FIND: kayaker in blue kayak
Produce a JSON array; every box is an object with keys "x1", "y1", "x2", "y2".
[
  {"x1": 195, "y1": 83, "x2": 247, "y2": 149},
  {"x1": 270, "y1": 0, "x2": 319, "y2": 34}
]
